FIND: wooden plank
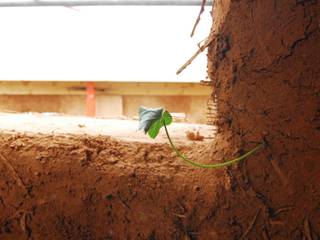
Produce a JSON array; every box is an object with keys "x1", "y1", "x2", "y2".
[
  {"x1": 0, "y1": 79, "x2": 202, "y2": 83},
  {"x1": 0, "y1": 81, "x2": 211, "y2": 96}
]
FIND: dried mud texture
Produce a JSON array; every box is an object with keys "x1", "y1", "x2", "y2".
[
  {"x1": 0, "y1": 1, "x2": 320, "y2": 239},
  {"x1": 0, "y1": 133, "x2": 232, "y2": 240},
  {"x1": 207, "y1": 0, "x2": 320, "y2": 239}
]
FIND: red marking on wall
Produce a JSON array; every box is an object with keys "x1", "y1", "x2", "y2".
[{"x1": 86, "y1": 82, "x2": 96, "y2": 117}]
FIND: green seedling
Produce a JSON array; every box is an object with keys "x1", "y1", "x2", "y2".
[{"x1": 138, "y1": 106, "x2": 264, "y2": 168}]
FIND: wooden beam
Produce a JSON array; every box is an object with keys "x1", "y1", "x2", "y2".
[{"x1": 0, "y1": 81, "x2": 211, "y2": 96}]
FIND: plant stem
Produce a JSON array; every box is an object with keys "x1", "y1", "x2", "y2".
[{"x1": 163, "y1": 121, "x2": 264, "y2": 168}]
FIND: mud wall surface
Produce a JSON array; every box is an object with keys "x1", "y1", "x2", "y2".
[
  {"x1": 207, "y1": 0, "x2": 320, "y2": 239},
  {"x1": 0, "y1": 133, "x2": 227, "y2": 239},
  {"x1": 0, "y1": 1, "x2": 319, "y2": 239}
]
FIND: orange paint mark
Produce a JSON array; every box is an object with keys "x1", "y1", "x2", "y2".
[{"x1": 86, "y1": 82, "x2": 96, "y2": 117}]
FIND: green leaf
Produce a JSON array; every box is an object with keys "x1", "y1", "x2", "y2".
[
  {"x1": 162, "y1": 110, "x2": 173, "y2": 126},
  {"x1": 147, "y1": 119, "x2": 163, "y2": 139},
  {"x1": 138, "y1": 107, "x2": 173, "y2": 139},
  {"x1": 138, "y1": 106, "x2": 163, "y2": 133},
  {"x1": 147, "y1": 110, "x2": 173, "y2": 139}
]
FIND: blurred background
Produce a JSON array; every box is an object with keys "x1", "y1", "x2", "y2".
[{"x1": 0, "y1": 0, "x2": 213, "y2": 123}]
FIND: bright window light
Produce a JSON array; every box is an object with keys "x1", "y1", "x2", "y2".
[{"x1": 0, "y1": 5, "x2": 212, "y2": 82}]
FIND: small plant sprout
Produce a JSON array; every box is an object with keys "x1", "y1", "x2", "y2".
[{"x1": 138, "y1": 106, "x2": 264, "y2": 169}]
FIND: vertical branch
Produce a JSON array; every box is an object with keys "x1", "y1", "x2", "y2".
[{"x1": 190, "y1": 0, "x2": 207, "y2": 37}]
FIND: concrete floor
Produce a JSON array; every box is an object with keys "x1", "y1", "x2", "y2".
[{"x1": 0, "y1": 113, "x2": 215, "y2": 143}]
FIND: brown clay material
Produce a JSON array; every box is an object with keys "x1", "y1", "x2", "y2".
[
  {"x1": 206, "y1": 0, "x2": 320, "y2": 239},
  {"x1": 0, "y1": 133, "x2": 230, "y2": 239}
]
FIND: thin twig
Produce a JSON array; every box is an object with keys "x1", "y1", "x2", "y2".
[
  {"x1": 0, "y1": 153, "x2": 28, "y2": 193},
  {"x1": 117, "y1": 193, "x2": 131, "y2": 210},
  {"x1": 172, "y1": 213, "x2": 186, "y2": 218},
  {"x1": 270, "y1": 160, "x2": 288, "y2": 186},
  {"x1": 190, "y1": 0, "x2": 207, "y2": 37},
  {"x1": 20, "y1": 212, "x2": 29, "y2": 232},
  {"x1": 240, "y1": 208, "x2": 261, "y2": 239},
  {"x1": 176, "y1": 33, "x2": 214, "y2": 75},
  {"x1": 19, "y1": 211, "x2": 32, "y2": 238},
  {"x1": 262, "y1": 229, "x2": 270, "y2": 240},
  {"x1": 273, "y1": 206, "x2": 293, "y2": 216},
  {"x1": 269, "y1": 220, "x2": 285, "y2": 226},
  {"x1": 304, "y1": 216, "x2": 313, "y2": 240},
  {"x1": 197, "y1": 36, "x2": 208, "y2": 48}
]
